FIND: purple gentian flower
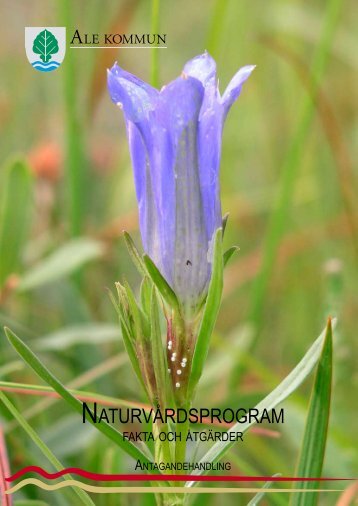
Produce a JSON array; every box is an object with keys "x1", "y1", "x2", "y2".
[{"x1": 108, "y1": 53, "x2": 254, "y2": 310}]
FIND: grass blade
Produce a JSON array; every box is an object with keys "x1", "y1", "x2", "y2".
[
  {"x1": 32, "y1": 324, "x2": 120, "y2": 351},
  {"x1": 188, "y1": 228, "x2": 223, "y2": 397},
  {"x1": 4, "y1": 327, "x2": 152, "y2": 465},
  {"x1": 185, "y1": 319, "x2": 335, "y2": 485},
  {"x1": 60, "y1": 1, "x2": 87, "y2": 236},
  {"x1": 206, "y1": 0, "x2": 230, "y2": 55},
  {"x1": 0, "y1": 391, "x2": 95, "y2": 506},
  {"x1": 247, "y1": 474, "x2": 281, "y2": 505},
  {"x1": 15, "y1": 501, "x2": 49, "y2": 506},
  {"x1": 14, "y1": 501, "x2": 49, "y2": 506},
  {"x1": 17, "y1": 238, "x2": 104, "y2": 292},
  {"x1": 150, "y1": 0, "x2": 160, "y2": 87},
  {"x1": 0, "y1": 159, "x2": 33, "y2": 286},
  {"x1": 290, "y1": 318, "x2": 333, "y2": 506}
]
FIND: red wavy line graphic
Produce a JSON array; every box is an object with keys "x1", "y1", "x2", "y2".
[{"x1": 6, "y1": 466, "x2": 356, "y2": 483}]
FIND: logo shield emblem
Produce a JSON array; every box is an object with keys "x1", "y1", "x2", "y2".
[{"x1": 25, "y1": 27, "x2": 66, "y2": 72}]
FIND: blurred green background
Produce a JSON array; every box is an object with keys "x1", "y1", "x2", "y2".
[{"x1": 0, "y1": 0, "x2": 357, "y2": 504}]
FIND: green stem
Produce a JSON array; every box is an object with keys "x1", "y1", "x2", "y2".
[
  {"x1": 154, "y1": 421, "x2": 172, "y2": 468},
  {"x1": 154, "y1": 419, "x2": 184, "y2": 506},
  {"x1": 161, "y1": 493, "x2": 183, "y2": 506},
  {"x1": 61, "y1": 1, "x2": 86, "y2": 236},
  {"x1": 206, "y1": 0, "x2": 230, "y2": 56},
  {"x1": 174, "y1": 404, "x2": 190, "y2": 470}
]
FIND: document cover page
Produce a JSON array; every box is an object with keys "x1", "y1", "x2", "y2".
[{"x1": 0, "y1": 1, "x2": 356, "y2": 505}]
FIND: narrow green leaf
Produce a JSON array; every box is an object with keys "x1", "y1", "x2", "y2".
[
  {"x1": 185, "y1": 319, "x2": 335, "y2": 485},
  {"x1": 188, "y1": 228, "x2": 223, "y2": 396},
  {"x1": 123, "y1": 231, "x2": 147, "y2": 276},
  {"x1": 290, "y1": 318, "x2": 333, "y2": 506},
  {"x1": 0, "y1": 159, "x2": 33, "y2": 286},
  {"x1": 17, "y1": 238, "x2": 105, "y2": 292},
  {"x1": 150, "y1": 286, "x2": 167, "y2": 403},
  {"x1": 119, "y1": 318, "x2": 147, "y2": 394},
  {"x1": 223, "y1": 246, "x2": 239, "y2": 267},
  {"x1": 0, "y1": 391, "x2": 95, "y2": 506},
  {"x1": 140, "y1": 277, "x2": 152, "y2": 318},
  {"x1": 102, "y1": 288, "x2": 149, "y2": 395},
  {"x1": 122, "y1": 282, "x2": 157, "y2": 400},
  {"x1": 143, "y1": 254, "x2": 181, "y2": 314},
  {"x1": 112, "y1": 284, "x2": 147, "y2": 392},
  {"x1": 123, "y1": 281, "x2": 150, "y2": 341},
  {"x1": 247, "y1": 474, "x2": 281, "y2": 505},
  {"x1": 114, "y1": 282, "x2": 131, "y2": 328},
  {"x1": 222, "y1": 212, "x2": 229, "y2": 237},
  {"x1": 4, "y1": 327, "x2": 152, "y2": 465},
  {"x1": 108, "y1": 287, "x2": 122, "y2": 319}
]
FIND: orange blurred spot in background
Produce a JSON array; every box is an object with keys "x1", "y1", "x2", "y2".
[{"x1": 28, "y1": 142, "x2": 62, "y2": 182}]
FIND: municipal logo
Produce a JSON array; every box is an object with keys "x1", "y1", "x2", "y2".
[{"x1": 25, "y1": 27, "x2": 66, "y2": 72}]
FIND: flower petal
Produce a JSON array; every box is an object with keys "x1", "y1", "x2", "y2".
[
  {"x1": 126, "y1": 122, "x2": 160, "y2": 259},
  {"x1": 108, "y1": 63, "x2": 160, "y2": 259},
  {"x1": 183, "y1": 54, "x2": 223, "y2": 245},
  {"x1": 197, "y1": 101, "x2": 223, "y2": 246},
  {"x1": 221, "y1": 64, "x2": 255, "y2": 116},
  {"x1": 107, "y1": 63, "x2": 158, "y2": 124},
  {"x1": 183, "y1": 52, "x2": 216, "y2": 87},
  {"x1": 154, "y1": 76, "x2": 212, "y2": 305}
]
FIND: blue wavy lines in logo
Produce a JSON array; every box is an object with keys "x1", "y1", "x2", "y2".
[{"x1": 32, "y1": 60, "x2": 60, "y2": 72}]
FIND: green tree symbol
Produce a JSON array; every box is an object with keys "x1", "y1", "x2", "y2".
[{"x1": 32, "y1": 29, "x2": 59, "y2": 63}]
